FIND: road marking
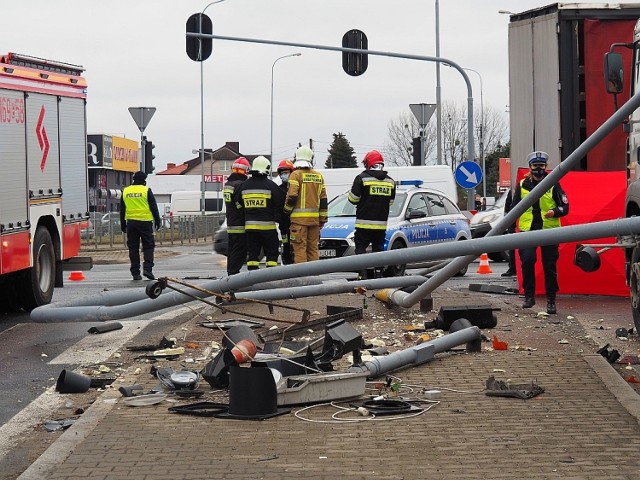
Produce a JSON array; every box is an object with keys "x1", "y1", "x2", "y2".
[{"x1": 0, "y1": 305, "x2": 198, "y2": 467}]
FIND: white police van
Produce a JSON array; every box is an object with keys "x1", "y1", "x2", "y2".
[{"x1": 319, "y1": 180, "x2": 471, "y2": 276}]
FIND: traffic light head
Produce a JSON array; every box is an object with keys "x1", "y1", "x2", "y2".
[
  {"x1": 186, "y1": 13, "x2": 213, "y2": 62},
  {"x1": 145, "y1": 140, "x2": 155, "y2": 174}
]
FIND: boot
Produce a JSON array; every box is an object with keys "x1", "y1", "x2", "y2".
[
  {"x1": 546, "y1": 296, "x2": 556, "y2": 315},
  {"x1": 522, "y1": 297, "x2": 535, "y2": 309}
]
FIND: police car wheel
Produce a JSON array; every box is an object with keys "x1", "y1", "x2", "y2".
[{"x1": 383, "y1": 240, "x2": 406, "y2": 277}]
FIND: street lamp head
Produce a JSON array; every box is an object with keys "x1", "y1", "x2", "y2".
[{"x1": 498, "y1": 9, "x2": 514, "y2": 15}]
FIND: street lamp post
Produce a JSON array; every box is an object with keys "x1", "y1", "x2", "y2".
[
  {"x1": 270, "y1": 53, "x2": 301, "y2": 163},
  {"x1": 435, "y1": 0, "x2": 442, "y2": 165},
  {"x1": 463, "y1": 67, "x2": 485, "y2": 198},
  {"x1": 199, "y1": 0, "x2": 227, "y2": 214}
]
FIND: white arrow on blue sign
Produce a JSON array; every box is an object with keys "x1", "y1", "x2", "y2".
[{"x1": 454, "y1": 161, "x2": 483, "y2": 189}]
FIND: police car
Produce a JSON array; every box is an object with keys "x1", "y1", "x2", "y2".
[{"x1": 319, "y1": 180, "x2": 472, "y2": 276}]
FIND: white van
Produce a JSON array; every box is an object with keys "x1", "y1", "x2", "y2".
[
  {"x1": 169, "y1": 191, "x2": 224, "y2": 216},
  {"x1": 315, "y1": 165, "x2": 457, "y2": 203}
]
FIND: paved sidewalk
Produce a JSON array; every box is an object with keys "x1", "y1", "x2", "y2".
[{"x1": 15, "y1": 262, "x2": 640, "y2": 479}]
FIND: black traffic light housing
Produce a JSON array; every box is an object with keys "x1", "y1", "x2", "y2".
[
  {"x1": 186, "y1": 13, "x2": 213, "y2": 62},
  {"x1": 342, "y1": 29, "x2": 368, "y2": 76},
  {"x1": 412, "y1": 137, "x2": 421, "y2": 166},
  {"x1": 144, "y1": 139, "x2": 155, "y2": 174}
]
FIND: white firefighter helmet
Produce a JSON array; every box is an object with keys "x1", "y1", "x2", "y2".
[
  {"x1": 294, "y1": 145, "x2": 314, "y2": 168},
  {"x1": 251, "y1": 156, "x2": 271, "y2": 175}
]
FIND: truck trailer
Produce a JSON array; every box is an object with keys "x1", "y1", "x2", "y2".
[
  {"x1": 507, "y1": 2, "x2": 640, "y2": 175},
  {"x1": 0, "y1": 52, "x2": 90, "y2": 310}
]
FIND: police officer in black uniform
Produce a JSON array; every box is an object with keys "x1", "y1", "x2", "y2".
[
  {"x1": 512, "y1": 151, "x2": 569, "y2": 314},
  {"x1": 235, "y1": 156, "x2": 284, "y2": 270},
  {"x1": 223, "y1": 156, "x2": 250, "y2": 276},
  {"x1": 348, "y1": 150, "x2": 396, "y2": 278},
  {"x1": 120, "y1": 171, "x2": 162, "y2": 280}
]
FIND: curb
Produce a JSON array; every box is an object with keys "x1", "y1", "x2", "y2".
[{"x1": 584, "y1": 353, "x2": 640, "y2": 425}]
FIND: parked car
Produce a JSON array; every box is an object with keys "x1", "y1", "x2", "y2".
[
  {"x1": 469, "y1": 190, "x2": 510, "y2": 262},
  {"x1": 80, "y1": 219, "x2": 94, "y2": 240},
  {"x1": 319, "y1": 180, "x2": 472, "y2": 276},
  {"x1": 213, "y1": 220, "x2": 229, "y2": 256}
]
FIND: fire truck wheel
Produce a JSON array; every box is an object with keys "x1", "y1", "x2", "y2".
[
  {"x1": 630, "y1": 245, "x2": 640, "y2": 334},
  {"x1": 19, "y1": 227, "x2": 55, "y2": 310}
]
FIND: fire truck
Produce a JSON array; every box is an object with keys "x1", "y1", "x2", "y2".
[{"x1": 0, "y1": 53, "x2": 89, "y2": 310}]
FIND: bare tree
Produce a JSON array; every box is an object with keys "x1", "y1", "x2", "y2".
[
  {"x1": 383, "y1": 111, "x2": 435, "y2": 166},
  {"x1": 385, "y1": 101, "x2": 509, "y2": 171}
]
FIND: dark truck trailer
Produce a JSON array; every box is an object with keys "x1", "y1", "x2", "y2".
[{"x1": 507, "y1": 2, "x2": 640, "y2": 176}]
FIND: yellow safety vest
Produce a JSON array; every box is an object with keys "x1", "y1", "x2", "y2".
[
  {"x1": 518, "y1": 181, "x2": 561, "y2": 231},
  {"x1": 123, "y1": 185, "x2": 154, "y2": 221}
]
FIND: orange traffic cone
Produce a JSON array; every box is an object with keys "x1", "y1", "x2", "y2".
[
  {"x1": 68, "y1": 271, "x2": 85, "y2": 281},
  {"x1": 476, "y1": 253, "x2": 493, "y2": 274}
]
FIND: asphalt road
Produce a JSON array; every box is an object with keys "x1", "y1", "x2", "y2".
[{"x1": 0, "y1": 245, "x2": 635, "y2": 456}]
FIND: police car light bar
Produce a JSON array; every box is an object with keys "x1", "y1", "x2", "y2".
[{"x1": 396, "y1": 180, "x2": 423, "y2": 187}]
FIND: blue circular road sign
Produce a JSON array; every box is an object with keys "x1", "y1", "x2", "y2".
[{"x1": 454, "y1": 161, "x2": 483, "y2": 189}]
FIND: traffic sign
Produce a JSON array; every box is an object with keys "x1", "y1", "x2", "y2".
[
  {"x1": 409, "y1": 103, "x2": 436, "y2": 128},
  {"x1": 454, "y1": 161, "x2": 483, "y2": 189},
  {"x1": 128, "y1": 107, "x2": 156, "y2": 133}
]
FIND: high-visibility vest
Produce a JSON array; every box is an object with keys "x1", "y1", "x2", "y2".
[
  {"x1": 123, "y1": 185, "x2": 154, "y2": 221},
  {"x1": 518, "y1": 181, "x2": 561, "y2": 231}
]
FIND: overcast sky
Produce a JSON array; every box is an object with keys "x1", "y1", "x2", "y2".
[{"x1": 5, "y1": 1, "x2": 636, "y2": 170}]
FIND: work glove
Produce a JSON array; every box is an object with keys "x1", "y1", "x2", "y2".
[
  {"x1": 155, "y1": 221, "x2": 161, "y2": 231},
  {"x1": 121, "y1": 221, "x2": 127, "y2": 233}
]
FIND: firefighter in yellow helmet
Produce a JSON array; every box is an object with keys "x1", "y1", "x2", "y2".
[{"x1": 284, "y1": 145, "x2": 328, "y2": 263}]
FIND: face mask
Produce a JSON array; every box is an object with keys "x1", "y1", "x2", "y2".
[
  {"x1": 531, "y1": 166, "x2": 546, "y2": 177},
  {"x1": 279, "y1": 173, "x2": 290, "y2": 183}
]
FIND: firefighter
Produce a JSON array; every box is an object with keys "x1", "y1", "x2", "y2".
[
  {"x1": 277, "y1": 159, "x2": 295, "y2": 265},
  {"x1": 120, "y1": 171, "x2": 162, "y2": 280},
  {"x1": 348, "y1": 150, "x2": 396, "y2": 278},
  {"x1": 285, "y1": 145, "x2": 328, "y2": 263},
  {"x1": 235, "y1": 156, "x2": 284, "y2": 270},
  {"x1": 511, "y1": 151, "x2": 569, "y2": 314},
  {"x1": 223, "y1": 156, "x2": 250, "y2": 276}
]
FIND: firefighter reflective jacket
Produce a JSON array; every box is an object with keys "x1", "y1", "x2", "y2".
[
  {"x1": 284, "y1": 168, "x2": 328, "y2": 226},
  {"x1": 348, "y1": 170, "x2": 396, "y2": 229},
  {"x1": 224, "y1": 172, "x2": 247, "y2": 234},
  {"x1": 236, "y1": 174, "x2": 285, "y2": 231}
]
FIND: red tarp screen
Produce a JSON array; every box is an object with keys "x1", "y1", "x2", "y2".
[
  {"x1": 583, "y1": 19, "x2": 634, "y2": 172},
  {"x1": 514, "y1": 169, "x2": 628, "y2": 297}
]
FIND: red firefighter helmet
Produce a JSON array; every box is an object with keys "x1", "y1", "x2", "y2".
[
  {"x1": 362, "y1": 150, "x2": 384, "y2": 169},
  {"x1": 231, "y1": 156, "x2": 250, "y2": 174},
  {"x1": 277, "y1": 159, "x2": 295, "y2": 174}
]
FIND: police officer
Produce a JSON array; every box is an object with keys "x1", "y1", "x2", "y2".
[
  {"x1": 285, "y1": 145, "x2": 328, "y2": 263},
  {"x1": 277, "y1": 159, "x2": 295, "y2": 265},
  {"x1": 120, "y1": 171, "x2": 162, "y2": 280},
  {"x1": 348, "y1": 150, "x2": 396, "y2": 278},
  {"x1": 223, "y1": 156, "x2": 250, "y2": 276},
  {"x1": 236, "y1": 156, "x2": 284, "y2": 270},
  {"x1": 512, "y1": 151, "x2": 569, "y2": 314}
]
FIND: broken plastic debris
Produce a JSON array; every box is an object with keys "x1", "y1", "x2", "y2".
[
  {"x1": 152, "y1": 347, "x2": 185, "y2": 357},
  {"x1": 625, "y1": 375, "x2": 640, "y2": 384},
  {"x1": 492, "y1": 335, "x2": 508, "y2": 350},
  {"x1": 558, "y1": 339, "x2": 569, "y2": 344},
  {"x1": 485, "y1": 375, "x2": 544, "y2": 399}
]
